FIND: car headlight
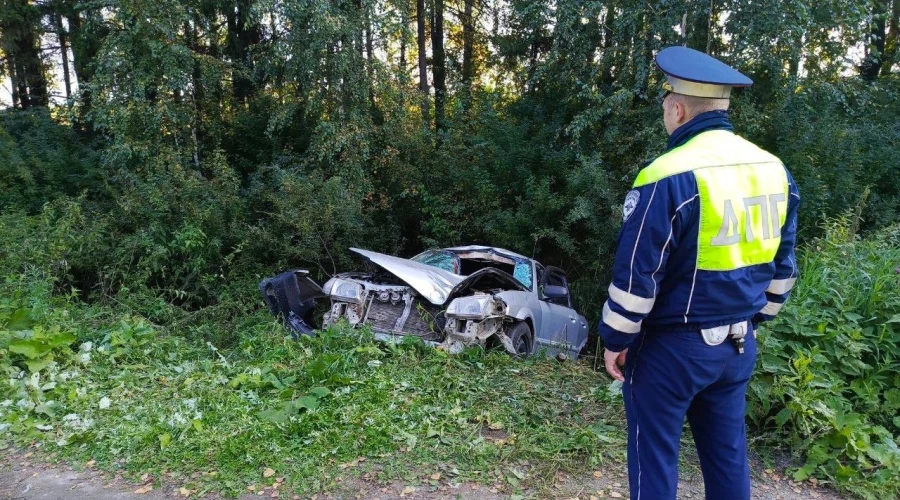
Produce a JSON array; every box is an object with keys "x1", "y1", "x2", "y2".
[
  {"x1": 446, "y1": 296, "x2": 496, "y2": 320},
  {"x1": 328, "y1": 279, "x2": 363, "y2": 303}
]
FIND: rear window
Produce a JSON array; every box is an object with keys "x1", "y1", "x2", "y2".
[
  {"x1": 413, "y1": 249, "x2": 533, "y2": 289},
  {"x1": 411, "y1": 250, "x2": 460, "y2": 274}
]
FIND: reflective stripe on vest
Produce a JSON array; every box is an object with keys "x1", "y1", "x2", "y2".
[{"x1": 634, "y1": 130, "x2": 789, "y2": 271}]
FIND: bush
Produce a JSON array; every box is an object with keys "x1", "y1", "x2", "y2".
[
  {"x1": 0, "y1": 110, "x2": 100, "y2": 214},
  {"x1": 749, "y1": 217, "x2": 900, "y2": 497}
]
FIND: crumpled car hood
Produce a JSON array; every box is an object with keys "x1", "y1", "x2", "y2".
[{"x1": 350, "y1": 248, "x2": 464, "y2": 305}]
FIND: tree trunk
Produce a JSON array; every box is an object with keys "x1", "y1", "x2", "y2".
[
  {"x1": 54, "y1": 12, "x2": 72, "y2": 100},
  {"x1": 21, "y1": 50, "x2": 48, "y2": 108},
  {"x1": 365, "y1": 1, "x2": 374, "y2": 82},
  {"x1": 364, "y1": 0, "x2": 383, "y2": 125},
  {"x1": 685, "y1": 0, "x2": 711, "y2": 53},
  {"x1": 186, "y1": 14, "x2": 203, "y2": 169},
  {"x1": 527, "y1": 36, "x2": 538, "y2": 94},
  {"x1": 226, "y1": 0, "x2": 261, "y2": 104},
  {"x1": 400, "y1": 33, "x2": 406, "y2": 74},
  {"x1": 1, "y1": 0, "x2": 49, "y2": 108},
  {"x1": 10, "y1": 86, "x2": 21, "y2": 108},
  {"x1": 416, "y1": 0, "x2": 430, "y2": 132},
  {"x1": 14, "y1": 58, "x2": 29, "y2": 107},
  {"x1": 65, "y1": 6, "x2": 104, "y2": 132},
  {"x1": 66, "y1": 9, "x2": 83, "y2": 82},
  {"x1": 396, "y1": 0, "x2": 411, "y2": 85},
  {"x1": 355, "y1": 0, "x2": 365, "y2": 57},
  {"x1": 632, "y1": 8, "x2": 653, "y2": 104},
  {"x1": 461, "y1": 0, "x2": 474, "y2": 89},
  {"x1": 66, "y1": 9, "x2": 90, "y2": 86},
  {"x1": 188, "y1": 14, "x2": 203, "y2": 114},
  {"x1": 860, "y1": 0, "x2": 888, "y2": 80},
  {"x1": 8, "y1": 55, "x2": 21, "y2": 108},
  {"x1": 430, "y1": 0, "x2": 446, "y2": 134},
  {"x1": 601, "y1": 6, "x2": 615, "y2": 85},
  {"x1": 881, "y1": 0, "x2": 900, "y2": 76}
]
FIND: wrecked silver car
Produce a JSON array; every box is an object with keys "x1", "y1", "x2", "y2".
[{"x1": 260, "y1": 246, "x2": 589, "y2": 360}]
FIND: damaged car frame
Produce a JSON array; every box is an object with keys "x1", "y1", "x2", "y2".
[{"x1": 260, "y1": 246, "x2": 589, "y2": 360}]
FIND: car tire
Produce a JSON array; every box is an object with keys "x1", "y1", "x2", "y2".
[{"x1": 506, "y1": 321, "x2": 533, "y2": 358}]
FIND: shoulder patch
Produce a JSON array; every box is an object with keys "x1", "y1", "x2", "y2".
[{"x1": 623, "y1": 190, "x2": 640, "y2": 222}]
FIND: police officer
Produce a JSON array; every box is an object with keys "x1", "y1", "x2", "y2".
[{"x1": 598, "y1": 46, "x2": 800, "y2": 500}]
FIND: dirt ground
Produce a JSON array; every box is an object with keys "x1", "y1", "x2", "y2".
[{"x1": 0, "y1": 448, "x2": 848, "y2": 500}]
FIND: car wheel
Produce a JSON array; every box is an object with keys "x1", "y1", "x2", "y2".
[{"x1": 506, "y1": 321, "x2": 533, "y2": 358}]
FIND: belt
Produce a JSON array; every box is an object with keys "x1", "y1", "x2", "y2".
[{"x1": 644, "y1": 317, "x2": 753, "y2": 334}]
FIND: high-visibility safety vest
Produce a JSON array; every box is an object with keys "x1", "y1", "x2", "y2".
[
  {"x1": 598, "y1": 128, "x2": 800, "y2": 353},
  {"x1": 635, "y1": 130, "x2": 789, "y2": 272}
]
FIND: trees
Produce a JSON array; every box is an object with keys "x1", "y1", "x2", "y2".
[
  {"x1": 416, "y1": 0, "x2": 430, "y2": 131},
  {"x1": 430, "y1": 0, "x2": 446, "y2": 133},
  {"x1": 0, "y1": 0, "x2": 48, "y2": 108},
  {"x1": 0, "y1": 0, "x2": 897, "y2": 287}
]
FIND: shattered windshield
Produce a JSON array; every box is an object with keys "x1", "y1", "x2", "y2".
[
  {"x1": 411, "y1": 250, "x2": 460, "y2": 274},
  {"x1": 513, "y1": 261, "x2": 533, "y2": 289}
]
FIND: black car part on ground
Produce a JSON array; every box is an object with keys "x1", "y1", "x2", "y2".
[{"x1": 259, "y1": 270, "x2": 325, "y2": 336}]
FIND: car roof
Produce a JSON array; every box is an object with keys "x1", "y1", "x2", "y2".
[{"x1": 442, "y1": 245, "x2": 531, "y2": 262}]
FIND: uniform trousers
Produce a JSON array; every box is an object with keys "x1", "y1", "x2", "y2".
[{"x1": 623, "y1": 325, "x2": 757, "y2": 500}]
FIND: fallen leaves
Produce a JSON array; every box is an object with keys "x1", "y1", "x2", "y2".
[
  {"x1": 134, "y1": 485, "x2": 153, "y2": 494},
  {"x1": 263, "y1": 467, "x2": 276, "y2": 478}
]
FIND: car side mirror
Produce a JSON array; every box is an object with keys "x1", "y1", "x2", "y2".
[{"x1": 543, "y1": 285, "x2": 568, "y2": 300}]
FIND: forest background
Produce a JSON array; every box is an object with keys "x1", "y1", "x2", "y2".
[{"x1": 1, "y1": 0, "x2": 899, "y2": 497}]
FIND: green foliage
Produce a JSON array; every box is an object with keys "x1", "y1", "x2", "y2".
[
  {"x1": 0, "y1": 273, "x2": 80, "y2": 440},
  {"x1": 0, "y1": 110, "x2": 99, "y2": 213},
  {"x1": 98, "y1": 148, "x2": 245, "y2": 309},
  {"x1": 749, "y1": 218, "x2": 900, "y2": 497},
  {"x1": 2, "y1": 0, "x2": 898, "y2": 323}
]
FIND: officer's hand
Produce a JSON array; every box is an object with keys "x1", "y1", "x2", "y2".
[{"x1": 603, "y1": 348, "x2": 628, "y2": 382}]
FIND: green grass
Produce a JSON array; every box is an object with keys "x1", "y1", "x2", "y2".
[{"x1": 0, "y1": 282, "x2": 622, "y2": 496}]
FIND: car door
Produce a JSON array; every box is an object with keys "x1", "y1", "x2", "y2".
[{"x1": 536, "y1": 267, "x2": 582, "y2": 352}]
